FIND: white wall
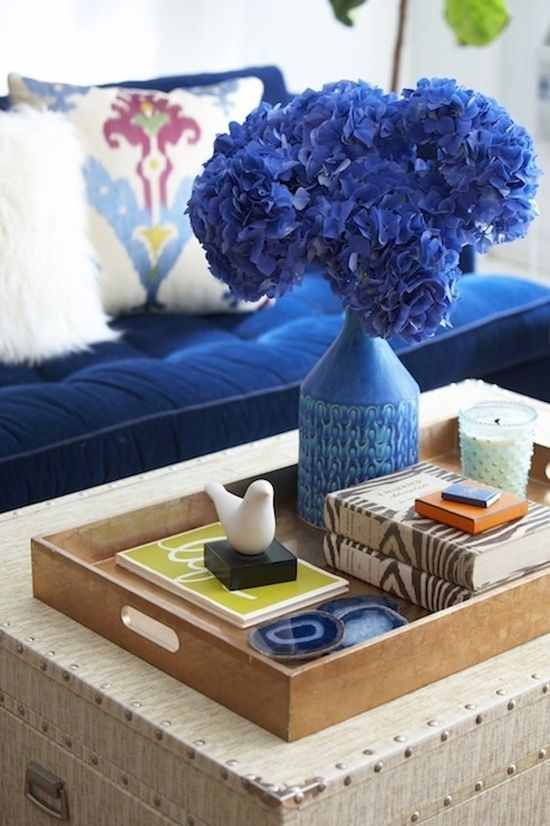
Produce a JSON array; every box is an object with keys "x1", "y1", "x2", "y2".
[
  {"x1": 0, "y1": 0, "x2": 400, "y2": 94},
  {"x1": 404, "y1": 1, "x2": 503, "y2": 100},
  {"x1": 0, "y1": 0, "x2": 160, "y2": 90},
  {"x1": 238, "y1": 0, "x2": 400, "y2": 92},
  {"x1": 2, "y1": 0, "x2": 544, "y2": 131}
]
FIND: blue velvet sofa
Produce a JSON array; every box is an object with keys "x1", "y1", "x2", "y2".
[{"x1": 1, "y1": 66, "x2": 550, "y2": 513}]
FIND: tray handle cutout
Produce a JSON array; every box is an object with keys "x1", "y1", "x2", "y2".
[
  {"x1": 25, "y1": 762, "x2": 69, "y2": 820},
  {"x1": 121, "y1": 605, "x2": 180, "y2": 653}
]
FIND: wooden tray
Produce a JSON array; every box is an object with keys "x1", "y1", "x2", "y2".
[{"x1": 31, "y1": 416, "x2": 550, "y2": 742}]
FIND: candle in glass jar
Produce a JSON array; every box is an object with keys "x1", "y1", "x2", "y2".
[{"x1": 459, "y1": 401, "x2": 537, "y2": 497}]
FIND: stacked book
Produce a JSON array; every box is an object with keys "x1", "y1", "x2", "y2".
[{"x1": 324, "y1": 462, "x2": 550, "y2": 613}]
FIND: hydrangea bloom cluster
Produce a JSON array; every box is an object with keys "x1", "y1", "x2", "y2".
[{"x1": 188, "y1": 78, "x2": 539, "y2": 341}]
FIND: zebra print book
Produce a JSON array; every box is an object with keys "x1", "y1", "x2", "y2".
[
  {"x1": 324, "y1": 463, "x2": 550, "y2": 591},
  {"x1": 324, "y1": 532, "x2": 472, "y2": 612}
]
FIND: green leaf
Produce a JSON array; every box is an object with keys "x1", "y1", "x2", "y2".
[
  {"x1": 444, "y1": 0, "x2": 510, "y2": 46},
  {"x1": 329, "y1": 0, "x2": 368, "y2": 27}
]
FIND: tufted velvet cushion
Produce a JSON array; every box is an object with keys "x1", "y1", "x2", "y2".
[{"x1": 1, "y1": 270, "x2": 550, "y2": 512}]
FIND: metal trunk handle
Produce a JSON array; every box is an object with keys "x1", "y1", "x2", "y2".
[{"x1": 25, "y1": 761, "x2": 70, "y2": 820}]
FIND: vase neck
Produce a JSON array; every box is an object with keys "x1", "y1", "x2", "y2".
[
  {"x1": 344, "y1": 309, "x2": 370, "y2": 340},
  {"x1": 341, "y1": 309, "x2": 381, "y2": 346},
  {"x1": 302, "y1": 307, "x2": 419, "y2": 405}
]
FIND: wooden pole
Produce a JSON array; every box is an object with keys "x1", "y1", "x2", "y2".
[{"x1": 390, "y1": 0, "x2": 409, "y2": 92}]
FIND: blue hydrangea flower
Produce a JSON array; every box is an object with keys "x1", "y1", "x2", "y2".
[
  {"x1": 315, "y1": 157, "x2": 461, "y2": 340},
  {"x1": 187, "y1": 78, "x2": 540, "y2": 341},
  {"x1": 399, "y1": 78, "x2": 540, "y2": 251},
  {"x1": 188, "y1": 141, "x2": 309, "y2": 301}
]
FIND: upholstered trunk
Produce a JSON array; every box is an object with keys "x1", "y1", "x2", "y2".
[{"x1": 2, "y1": 633, "x2": 550, "y2": 826}]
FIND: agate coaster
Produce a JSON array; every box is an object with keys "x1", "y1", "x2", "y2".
[
  {"x1": 248, "y1": 610, "x2": 344, "y2": 661},
  {"x1": 319, "y1": 595, "x2": 408, "y2": 649}
]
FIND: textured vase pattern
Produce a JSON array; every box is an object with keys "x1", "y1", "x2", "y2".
[{"x1": 298, "y1": 393, "x2": 419, "y2": 527}]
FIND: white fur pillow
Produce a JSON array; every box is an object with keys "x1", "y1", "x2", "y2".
[{"x1": 0, "y1": 106, "x2": 117, "y2": 364}]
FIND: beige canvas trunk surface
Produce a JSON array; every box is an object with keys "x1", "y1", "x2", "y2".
[
  {"x1": 0, "y1": 706, "x2": 174, "y2": 826},
  {"x1": 3, "y1": 631, "x2": 550, "y2": 826},
  {"x1": 2, "y1": 382, "x2": 550, "y2": 826}
]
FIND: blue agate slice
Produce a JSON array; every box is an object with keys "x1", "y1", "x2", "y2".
[
  {"x1": 319, "y1": 595, "x2": 408, "y2": 649},
  {"x1": 248, "y1": 611, "x2": 344, "y2": 661}
]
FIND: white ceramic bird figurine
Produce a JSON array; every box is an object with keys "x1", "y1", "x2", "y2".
[{"x1": 204, "y1": 479, "x2": 276, "y2": 555}]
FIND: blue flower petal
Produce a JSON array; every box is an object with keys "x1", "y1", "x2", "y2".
[{"x1": 187, "y1": 77, "x2": 539, "y2": 339}]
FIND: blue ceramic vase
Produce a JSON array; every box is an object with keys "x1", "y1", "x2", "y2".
[{"x1": 297, "y1": 310, "x2": 419, "y2": 526}]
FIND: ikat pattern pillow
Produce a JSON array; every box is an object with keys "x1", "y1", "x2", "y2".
[{"x1": 9, "y1": 73, "x2": 264, "y2": 316}]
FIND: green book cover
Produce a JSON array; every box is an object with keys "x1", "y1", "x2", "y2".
[{"x1": 116, "y1": 522, "x2": 348, "y2": 628}]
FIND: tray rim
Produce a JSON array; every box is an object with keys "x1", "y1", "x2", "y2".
[
  {"x1": 35, "y1": 411, "x2": 550, "y2": 543},
  {"x1": 32, "y1": 423, "x2": 550, "y2": 682},
  {"x1": 30, "y1": 404, "x2": 550, "y2": 740},
  {"x1": 32, "y1": 531, "x2": 296, "y2": 677}
]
